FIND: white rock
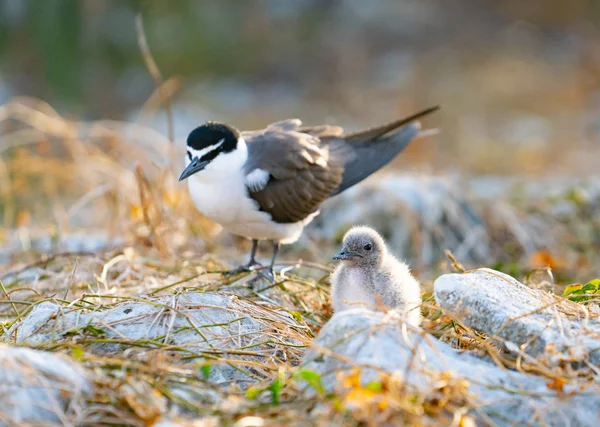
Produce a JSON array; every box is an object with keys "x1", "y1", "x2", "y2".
[
  {"x1": 6, "y1": 293, "x2": 307, "y2": 386},
  {"x1": 302, "y1": 308, "x2": 600, "y2": 426},
  {"x1": 0, "y1": 344, "x2": 90, "y2": 423},
  {"x1": 434, "y1": 268, "x2": 600, "y2": 366}
]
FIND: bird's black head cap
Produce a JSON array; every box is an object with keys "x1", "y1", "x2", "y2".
[
  {"x1": 179, "y1": 122, "x2": 241, "y2": 181},
  {"x1": 186, "y1": 122, "x2": 240, "y2": 154}
]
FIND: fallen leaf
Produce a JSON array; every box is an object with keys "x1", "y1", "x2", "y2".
[
  {"x1": 342, "y1": 368, "x2": 361, "y2": 389},
  {"x1": 546, "y1": 377, "x2": 567, "y2": 392},
  {"x1": 344, "y1": 387, "x2": 378, "y2": 408},
  {"x1": 530, "y1": 251, "x2": 559, "y2": 269}
]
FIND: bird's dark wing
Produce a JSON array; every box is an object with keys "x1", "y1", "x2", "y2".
[
  {"x1": 325, "y1": 106, "x2": 439, "y2": 197},
  {"x1": 242, "y1": 126, "x2": 345, "y2": 224},
  {"x1": 242, "y1": 106, "x2": 439, "y2": 223}
]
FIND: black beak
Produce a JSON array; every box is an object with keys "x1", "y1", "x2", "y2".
[
  {"x1": 332, "y1": 248, "x2": 363, "y2": 260},
  {"x1": 179, "y1": 157, "x2": 210, "y2": 181}
]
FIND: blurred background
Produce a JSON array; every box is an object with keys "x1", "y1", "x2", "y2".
[{"x1": 2, "y1": 0, "x2": 600, "y2": 284}]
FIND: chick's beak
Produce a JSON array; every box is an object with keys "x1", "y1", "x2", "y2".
[
  {"x1": 332, "y1": 247, "x2": 363, "y2": 260},
  {"x1": 179, "y1": 157, "x2": 210, "y2": 181}
]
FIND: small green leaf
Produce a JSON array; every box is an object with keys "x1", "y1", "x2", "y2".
[
  {"x1": 587, "y1": 278, "x2": 600, "y2": 286},
  {"x1": 563, "y1": 284, "x2": 583, "y2": 296},
  {"x1": 63, "y1": 323, "x2": 107, "y2": 338},
  {"x1": 269, "y1": 377, "x2": 282, "y2": 405},
  {"x1": 200, "y1": 364, "x2": 211, "y2": 379},
  {"x1": 582, "y1": 283, "x2": 599, "y2": 293},
  {"x1": 288, "y1": 311, "x2": 302, "y2": 323},
  {"x1": 84, "y1": 324, "x2": 107, "y2": 337},
  {"x1": 71, "y1": 345, "x2": 85, "y2": 361},
  {"x1": 293, "y1": 369, "x2": 324, "y2": 395},
  {"x1": 565, "y1": 279, "x2": 600, "y2": 302},
  {"x1": 364, "y1": 381, "x2": 382, "y2": 392},
  {"x1": 63, "y1": 328, "x2": 79, "y2": 337},
  {"x1": 246, "y1": 386, "x2": 260, "y2": 400}
]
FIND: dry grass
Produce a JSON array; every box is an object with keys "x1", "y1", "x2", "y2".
[
  {"x1": 0, "y1": 245, "x2": 473, "y2": 426},
  {"x1": 0, "y1": 94, "x2": 599, "y2": 425},
  {"x1": 1, "y1": 241, "x2": 599, "y2": 426}
]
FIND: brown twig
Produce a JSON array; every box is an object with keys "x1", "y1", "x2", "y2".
[
  {"x1": 134, "y1": 165, "x2": 168, "y2": 257},
  {"x1": 445, "y1": 249, "x2": 466, "y2": 273},
  {"x1": 135, "y1": 13, "x2": 174, "y2": 146}
]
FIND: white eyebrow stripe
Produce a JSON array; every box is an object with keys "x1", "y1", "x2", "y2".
[{"x1": 188, "y1": 138, "x2": 225, "y2": 159}]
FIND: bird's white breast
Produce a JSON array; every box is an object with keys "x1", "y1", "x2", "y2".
[
  {"x1": 333, "y1": 267, "x2": 376, "y2": 311},
  {"x1": 188, "y1": 166, "x2": 253, "y2": 223},
  {"x1": 186, "y1": 139, "x2": 315, "y2": 243}
]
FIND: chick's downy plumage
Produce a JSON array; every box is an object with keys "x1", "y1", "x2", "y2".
[{"x1": 331, "y1": 226, "x2": 422, "y2": 326}]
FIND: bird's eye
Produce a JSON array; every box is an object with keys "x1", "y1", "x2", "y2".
[
  {"x1": 187, "y1": 151, "x2": 193, "y2": 161},
  {"x1": 364, "y1": 244, "x2": 372, "y2": 251}
]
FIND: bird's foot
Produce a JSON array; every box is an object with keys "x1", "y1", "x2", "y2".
[
  {"x1": 257, "y1": 268, "x2": 276, "y2": 283},
  {"x1": 249, "y1": 268, "x2": 277, "y2": 288},
  {"x1": 222, "y1": 262, "x2": 262, "y2": 276}
]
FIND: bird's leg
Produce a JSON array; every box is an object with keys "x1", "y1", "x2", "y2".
[
  {"x1": 257, "y1": 241, "x2": 280, "y2": 283},
  {"x1": 223, "y1": 239, "x2": 262, "y2": 275},
  {"x1": 246, "y1": 239, "x2": 260, "y2": 268}
]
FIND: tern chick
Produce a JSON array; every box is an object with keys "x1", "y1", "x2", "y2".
[{"x1": 331, "y1": 226, "x2": 422, "y2": 326}]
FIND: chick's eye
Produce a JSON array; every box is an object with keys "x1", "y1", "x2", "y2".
[
  {"x1": 364, "y1": 244, "x2": 372, "y2": 251},
  {"x1": 187, "y1": 151, "x2": 193, "y2": 161}
]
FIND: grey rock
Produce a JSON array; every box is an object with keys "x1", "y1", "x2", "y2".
[
  {"x1": 6, "y1": 293, "x2": 307, "y2": 387},
  {"x1": 302, "y1": 308, "x2": 600, "y2": 426},
  {"x1": 0, "y1": 344, "x2": 90, "y2": 424},
  {"x1": 434, "y1": 268, "x2": 600, "y2": 367}
]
